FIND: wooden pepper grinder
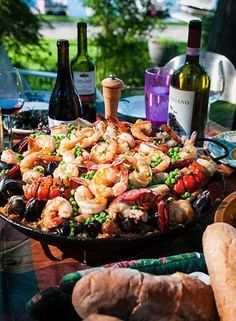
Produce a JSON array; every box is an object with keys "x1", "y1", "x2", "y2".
[{"x1": 101, "y1": 75, "x2": 124, "y2": 117}]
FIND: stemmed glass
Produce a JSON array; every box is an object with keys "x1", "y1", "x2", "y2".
[
  {"x1": 0, "y1": 68, "x2": 24, "y2": 148},
  {"x1": 201, "y1": 59, "x2": 225, "y2": 130}
]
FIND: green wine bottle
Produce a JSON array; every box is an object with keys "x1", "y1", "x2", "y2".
[
  {"x1": 48, "y1": 39, "x2": 83, "y2": 128},
  {"x1": 168, "y1": 20, "x2": 210, "y2": 140},
  {"x1": 71, "y1": 22, "x2": 96, "y2": 122}
]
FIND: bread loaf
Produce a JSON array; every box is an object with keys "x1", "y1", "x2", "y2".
[
  {"x1": 72, "y1": 268, "x2": 217, "y2": 321},
  {"x1": 83, "y1": 314, "x2": 123, "y2": 321},
  {"x1": 203, "y1": 222, "x2": 236, "y2": 321}
]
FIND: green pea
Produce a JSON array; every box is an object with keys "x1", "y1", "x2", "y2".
[{"x1": 170, "y1": 178, "x2": 176, "y2": 184}]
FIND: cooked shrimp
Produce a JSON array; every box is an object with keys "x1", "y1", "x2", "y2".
[
  {"x1": 103, "y1": 121, "x2": 118, "y2": 139},
  {"x1": 74, "y1": 185, "x2": 107, "y2": 215},
  {"x1": 90, "y1": 139, "x2": 118, "y2": 164},
  {"x1": 117, "y1": 133, "x2": 136, "y2": 154},
  {"x1": 20, "y1": 152, "x2": 61, "y2": 174},
  {"x1": 1, "y1": 149, "x2": 18, "y2": 165},
  {"x1": 90, "y1": 166, "x2": 128, "y2": 198},
  {"x1": 147, "y1": 151, "x2": 170, "y2": 173},
  {"x1": 178, "y1": 131, "x2": 197, "y2": 160},
  {"x1": 125, "y1": 154, "x2": 152, "y2": 187},
  {"x1": 63, "y1": 121, "x2": 106, "y2": 150},
  {"x1": 51, "y1": 124, "x2": 68, "y2": 136},
  {"x1": 108, "y1": 201, "x2": 148, "y2": 222},
  {"x1": 62, "y1": 148, "x2": 90, "y2": 165},
  {"x1": 41, "y1": 196, "x2": 73, "y2": 230},
  {"x1": 130, "y1": 119, "x2": 153, "y2": 141},
  {"x1": 53, "y1": 162, "x2": 79, "y2": 179},
  {"x1": 35, "y1": 135, "x2": 56, "y2": 153},
  {"x1": 22, "y1": 168, "x2": 44, "y2": 183}
]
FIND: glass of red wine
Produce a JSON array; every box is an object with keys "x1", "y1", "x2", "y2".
[{"x1": 0, "y1": 68, "x2": 24, "y2": 148}]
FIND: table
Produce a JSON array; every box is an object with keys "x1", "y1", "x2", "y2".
[{"x1": 0, "y1": 120, "x2": 235, "y2": 321}]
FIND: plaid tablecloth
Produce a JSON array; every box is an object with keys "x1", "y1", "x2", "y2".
[{"x1": 0, "y1": 220, "x2": 86, "y2": 321}]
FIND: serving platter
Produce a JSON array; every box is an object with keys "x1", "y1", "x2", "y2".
[
  {"x1": 0, "y1": 204, "x2": 216, "y2": 252},
  {"x1": 208, "y1": 131, "x2": 236, "y2": 168}
]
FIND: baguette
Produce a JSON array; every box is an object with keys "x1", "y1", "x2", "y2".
[
  {"x1": 203, "y1": 222, "x2": 236, "y2": 321},
  {"x1": 72, "y1": 268, "x2": 217, "y2": 321}
]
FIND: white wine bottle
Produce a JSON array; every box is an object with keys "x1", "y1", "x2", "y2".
[
  {"x1": 168, "y1": 20, "x2": 210, "y2": 140},
  {"x1": 71, "y1": 22, "x2": 96, "y2": 122},
  {"x1": 48, "y1": 39, "x2": 83, "y2": 128}
]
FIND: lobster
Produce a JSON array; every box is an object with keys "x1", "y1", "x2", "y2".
[
  {"x1": 23, "y1": 175, "x2": 78, "y2": 201},
  {"x1": 170, "y1": 159, "x2": 216, "y2": 197}
]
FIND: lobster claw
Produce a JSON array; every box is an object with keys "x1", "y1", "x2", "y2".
[
  {"x1": 157, "y1": 199, "x2": 169, "y2": 231},
  {"x1": 6, "y1": 164, "x2": 21, "y2": 179}
]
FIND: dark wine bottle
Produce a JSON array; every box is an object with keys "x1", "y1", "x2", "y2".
[
  {"x1": 48, "y1": 39, "x2": 83, "y2": 128},
  {"x1": 71, "y1": 22, "x2": 96, "y2": 122},
  {"x1": 168, "y1": 20, "x2": 210, "y2": 140}
]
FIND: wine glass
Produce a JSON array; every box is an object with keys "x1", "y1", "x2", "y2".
[
  {"x1": 0, "y1": 68, "x2": 24, "y2": 148},
  {"x1": 201, "y1": 59, "x2": 225, "y2": 128}
]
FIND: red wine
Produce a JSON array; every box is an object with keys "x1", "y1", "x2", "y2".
[
  {"x1": 0, "y1": 98, "x2": 24, "y2": 115},
  {"x1": 49, "y1": 39, "x2": 83, "y2": 128},
  {"x1": 71, "y1": 22, "x2": 96, "y2": 122}
]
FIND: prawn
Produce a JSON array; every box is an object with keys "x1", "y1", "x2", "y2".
[
  {"x1": 22, "y1": 168, "x2": 44, "y2": 183},
  {"x1": 147, "y1": 150, "x2": 170, "y2": 173},
  {"x1": 41, "y1": 196, "x2": 73, "y2": 230},
  {"x1": 74, "y1": 185, "x2": 108, "y2": 215},
  {"x1": 63, "y1": 121, "x2": 106, "y2": 150},
  {"x1": 23, "y1": 135, "x2": 56, "y2": 155},
  {"x1": 90, "y1": 138, "x2": 118, "y2": 164},
  {"x1": 1, "y1": 149, "x2": 18, "y2": 165},
  {"x1": 178, "y1": 131, "x2": 198, "y2": 160},
  {"x1": 108, "y1": 201, "x2": 148, "y2": 222},
  {"x1": 117, "y1": 133, "x2": 136, "y2": 154},
  {"x1": 20, "y1": 151, "x2": 61, "y2": 174},
  {"x1": 130, "y1": 119, "x2": 153, "y2": 141},
  {"x1": 125, "y1": 154, "x2": 152, "y2": 187},
  {"x1": 90, "y1": 166, "x2": 128, "y2": 198},
  {"x1": 53, "y1": 162, "x2": 79, "y2": 179}
]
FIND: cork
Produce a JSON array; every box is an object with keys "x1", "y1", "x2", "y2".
[{"x1": 101, "y1": 75, "x2": 124, "y2": 117}]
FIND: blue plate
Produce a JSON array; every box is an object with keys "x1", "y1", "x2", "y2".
[
  {"x1": 118, "y1": 95, "x2": 145, "y2": 119},
  {"x1": 208, "y1": 131, "x2": 236, "y2": 168}
]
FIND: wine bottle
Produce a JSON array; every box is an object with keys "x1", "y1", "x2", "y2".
[
  {"x1": 168, "y1": 20, "x2": 210, "y2": 140},
  {"x1": 48, "y1": 39, "x2": 83, "y2": 128},
  {"x1": 71, "y1": 22, "x2": 96, "y2": 122}
]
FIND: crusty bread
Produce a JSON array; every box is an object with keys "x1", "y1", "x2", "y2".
[
  {"x1": 83, "y1": 314, "x2": 123, "y2": 321},
  {"x1": 72, "y1": 268, "x2": 217, "y2": 321},
  {"x1": 203, "y1": 222, "x2": 236, "y2": 321}
]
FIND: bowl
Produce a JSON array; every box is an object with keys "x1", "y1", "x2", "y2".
[{"x1": 214, "y1": 192, "x2": 236, "y2": 227}]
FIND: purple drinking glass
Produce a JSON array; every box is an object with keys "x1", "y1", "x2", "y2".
[{"x1": 145, "y1": 67, "x2": 173, "y2": 129}]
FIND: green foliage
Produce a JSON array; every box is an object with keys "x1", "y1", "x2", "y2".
[
  {"x1": 202, "y1": 14, "x2": 215, "y2": 50},
  {"x1": 82, "y1": 0, "x2": 155, "y2": 87},
  {"x1": 0, "y1": 0, "x2": 50, "y2": 69}
]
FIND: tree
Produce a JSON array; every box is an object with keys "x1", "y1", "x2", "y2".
[
  {"x1": 0, "y1": 0, "x2": 47, "y2": 68},
  {"x1": 82, "y1": 0, "x2": 154, "y2": 87},
  {"x1": 208, "y1": 0, "x2": 236, "y2": 67}
]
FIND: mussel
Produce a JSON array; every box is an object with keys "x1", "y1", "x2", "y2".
[
  {"x1": 192, "y1": 190, "x2": 211, "y2": 214},
  {"x1": 24, "y1": 198, "x2": 46, "y2": 222},
  {"x1": 46, "y1": 161, "x2": 58, "y2": 176},
  {"x1": 0, "y1": 160, "x2": 13, "y2": 171},
  {"x1": 6, "y1": 195, "x2": 26, "y2": 216},
  {"x1": 0, "y1": 175, "x2": 24, "y2": 206}
]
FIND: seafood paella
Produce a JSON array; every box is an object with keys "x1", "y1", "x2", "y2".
[{"x1": 0, "y1": 117, "x2": 219, "y2": 239}]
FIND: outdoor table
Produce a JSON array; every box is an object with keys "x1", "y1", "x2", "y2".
[{"x1": 0, "y1": 114, "x2": 235, "y2": 321}]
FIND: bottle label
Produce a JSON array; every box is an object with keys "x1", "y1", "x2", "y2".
[
  {"x1": 186, "y1": 47, "x2": 200, "y2": 56},
  {"x1": 48, "y1": 116, "x2": 81, "y2": 129},
  {"x1": 168, "y1": 86, "x2": 195, "y2": 139},
  {"x1": 73, "y1": 71, "x2": 95, "y2": 95}
]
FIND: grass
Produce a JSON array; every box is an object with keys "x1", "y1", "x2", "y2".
[
  {"x1": 210, "y1": 101, "x2": 236, "y2": 129},
  {"x1": 41, "y1": 15, "x2": 88, "y2": 23}
]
